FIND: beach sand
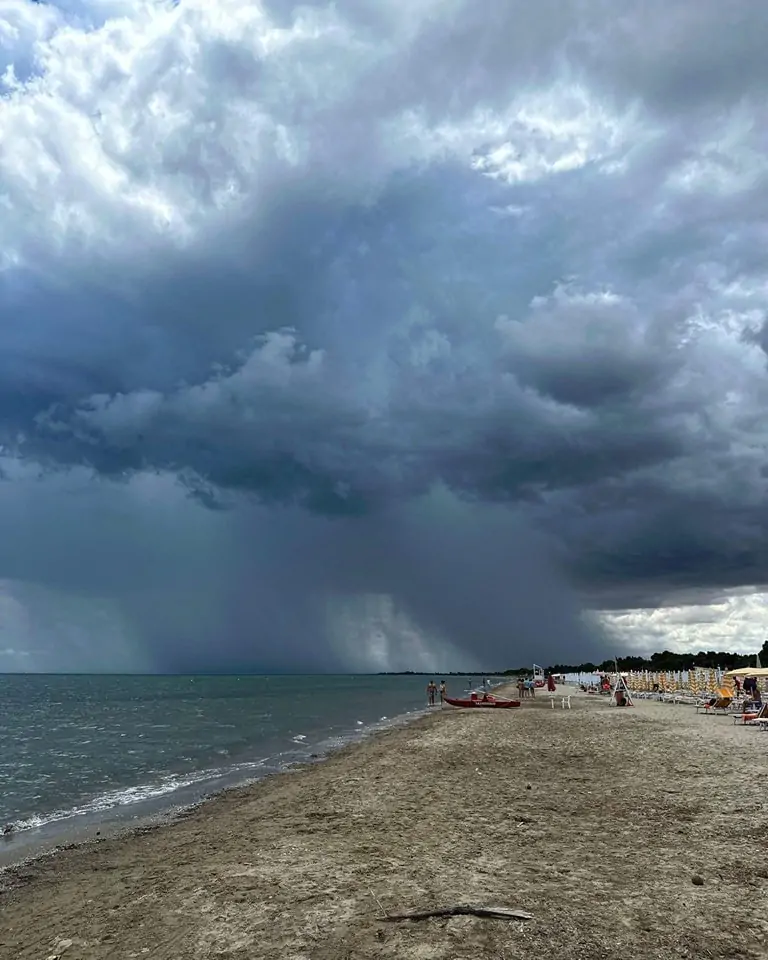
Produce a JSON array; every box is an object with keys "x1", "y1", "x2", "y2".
[{"x1": 1, "y1": 688, "x2": 767, "y2": 959}]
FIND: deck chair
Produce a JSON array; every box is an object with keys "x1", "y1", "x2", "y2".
[
  {"x1": 734, "y1": 702, "x2": 767, "y2": 726},
  {"x1": 696, "y1": 695, "x2": 733, "y2": 715}
]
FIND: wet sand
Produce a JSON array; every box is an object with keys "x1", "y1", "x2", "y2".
[{"x1": 1, "y1": 688, "x2": 767, "y2": 959}]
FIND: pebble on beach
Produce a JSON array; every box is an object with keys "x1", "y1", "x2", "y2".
[{"x1": 692, "y1": 875, "x2": 704, "y2": 886}]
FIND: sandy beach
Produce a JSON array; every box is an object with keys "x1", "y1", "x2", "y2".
[{"x1": 2, "y1": 687, "x2": 767, "y2": 960}]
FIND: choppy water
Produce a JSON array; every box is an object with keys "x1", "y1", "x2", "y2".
[{"x1": 0, "y1": 674, "x2": 437, "y2": 845}]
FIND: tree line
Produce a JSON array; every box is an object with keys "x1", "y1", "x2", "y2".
[
  {"x1": 502, "y1": 640, "x2": 768, "y2": 676},
  {"x1": 376, "y1": 641, "x2": 768, "y2": 677}
]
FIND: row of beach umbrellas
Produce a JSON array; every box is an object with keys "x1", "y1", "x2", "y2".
[
  {"x1": 621, "y1": 667, "x2": 768, "y2": 696},
  {"x1": 623, "y1": 669, "x2": 717, "y2": 695}
]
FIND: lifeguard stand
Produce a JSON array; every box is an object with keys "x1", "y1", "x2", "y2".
[{"x1": 612, "y1": 671, "x2": 634, "y2": 707}]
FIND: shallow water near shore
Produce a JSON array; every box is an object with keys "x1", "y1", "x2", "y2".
[{"x1": 0, "y1": 673, "x2": 455, "y2": 861}]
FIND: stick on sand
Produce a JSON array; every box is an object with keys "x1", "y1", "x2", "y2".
[{"x1": 380, "y1": 905, "x2": 533, "y2": 922}]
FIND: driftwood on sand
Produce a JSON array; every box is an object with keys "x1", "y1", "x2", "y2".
[{"x1": 380, "y1": 905, "x2": 534, "y2": 922}]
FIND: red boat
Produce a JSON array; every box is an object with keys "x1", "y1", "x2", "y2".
[{"x1": 444, "y1": 694, "x2": 521, "y2": 709}]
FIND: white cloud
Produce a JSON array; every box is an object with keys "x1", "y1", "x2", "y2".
[{"x1": 600, "y1": 591, "x2": 768, "y2": 656}]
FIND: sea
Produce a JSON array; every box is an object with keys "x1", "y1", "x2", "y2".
[{"x1": 0, "y1": 673, "x2": 448, "y2": 862}]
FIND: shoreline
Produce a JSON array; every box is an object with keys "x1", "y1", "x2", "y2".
[
  {"x1": 2, "y1": 687, "x2": 767, "y2": 959},
  {"x1": 0, "y1": 695, "x2": 438, "y2": 872}
]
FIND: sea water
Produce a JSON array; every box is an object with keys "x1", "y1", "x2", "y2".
[{"x1": 0, "y1": 673, "x2": 437, "y2": 856}]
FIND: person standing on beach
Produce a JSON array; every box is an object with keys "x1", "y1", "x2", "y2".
[
  {"x1": 546, "y1": 673, "x2": 556, "y2": 693},
  {"x1": 427, "y1": 680, "x2": 437, "y2": 706},
  {"x1": 439, "y1": 680, "x2": 447, "y2": 703},
  {"x1": 517, "y1": 676, "x2": 526, "y2": 699}
]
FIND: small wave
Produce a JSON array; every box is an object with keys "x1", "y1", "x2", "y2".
[
  {"x1": 5, "y1": 702, "x2": 430, "y2": 838},
  {"x1": 8, "y1": 768, "x2": 225, "y2": 833}
]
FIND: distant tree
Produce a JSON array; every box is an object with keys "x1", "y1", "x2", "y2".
[
  {"x1": 531, "y1": 647, "x2": 756, "y2": 675},
  {"x1": 760, "y1": 639, "x2": 768, "y2": 666}
]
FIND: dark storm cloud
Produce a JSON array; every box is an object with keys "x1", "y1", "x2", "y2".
[
  {"x1": 0, "y1": 469, "x2": 611, "y2": 671},
  {"x1": 1, "y1": 0, "x2": 768, "y2": 668},
  {"x1": 585, "y1": 1, "x2": 768, "y2": 115}
]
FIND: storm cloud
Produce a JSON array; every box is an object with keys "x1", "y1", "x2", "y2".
[{"x1": 1, "y1": 0, "x2": 767, "y2": 670}]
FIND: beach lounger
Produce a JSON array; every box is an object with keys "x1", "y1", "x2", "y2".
[
  {"x1": 696, "y1": 696, "x2": 732, "y2": 715},
  {"x1": 732, "y1": 703, "x2": 766, "y2": 725}
]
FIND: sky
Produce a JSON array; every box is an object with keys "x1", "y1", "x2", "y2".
[{"x1": 1, "y1": 0, "x2": 768, "y2": 672}]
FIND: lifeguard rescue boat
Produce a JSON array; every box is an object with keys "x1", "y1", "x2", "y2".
[{"x1": 444, "y1": 692, "x2": 521, "y2": 709}]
